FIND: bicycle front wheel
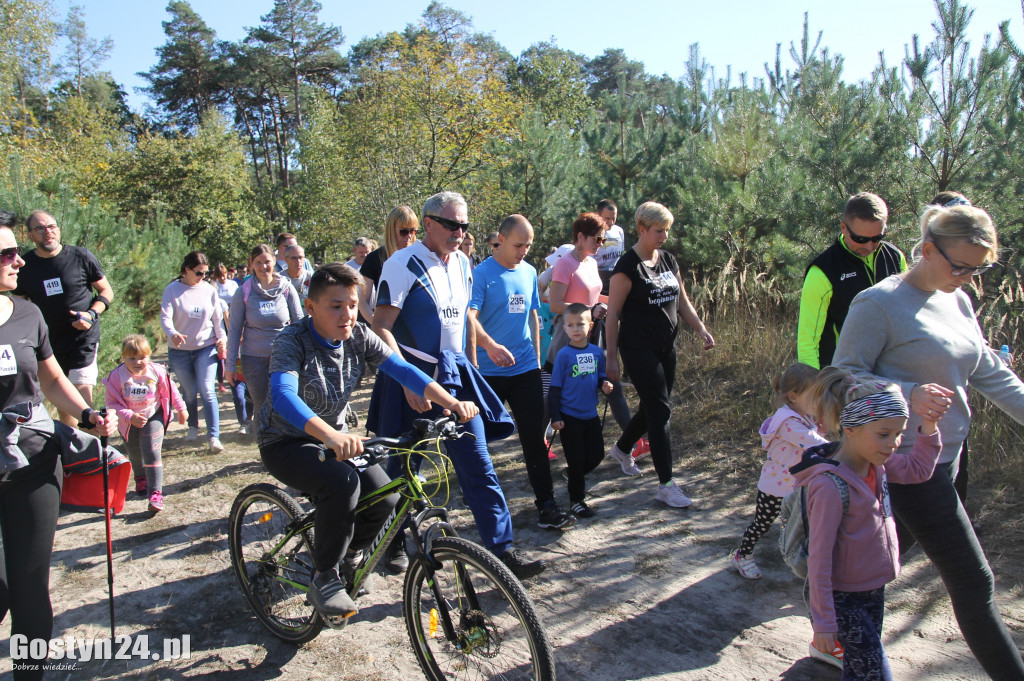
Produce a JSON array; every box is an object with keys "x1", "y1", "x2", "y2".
[
  {"x1": 228, "y1": 483, "x2": 323, "y2": 644},
  {"x1": 403, "y1": 537, "x2": 555, "y2": 681}
]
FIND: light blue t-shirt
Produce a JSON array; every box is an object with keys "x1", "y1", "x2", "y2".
[
  {"x1": 550, "y1": 342, "x2": 606, "y2": 420},
  {"x1": 470, "y1": 257, "x2": 540, "y2": 377}
]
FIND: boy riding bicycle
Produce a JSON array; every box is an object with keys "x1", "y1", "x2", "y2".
[{"x1": 257, "y1": 263, "x2": 477, "y2": 619}]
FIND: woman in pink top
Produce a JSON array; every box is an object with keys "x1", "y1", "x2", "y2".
[{"x1": 546, "y1": 212, "x2": 633, "y2": 431}]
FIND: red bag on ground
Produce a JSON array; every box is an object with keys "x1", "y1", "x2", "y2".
[{"x1": 61, "y1": 460, "x2": 132, "y2": 514}]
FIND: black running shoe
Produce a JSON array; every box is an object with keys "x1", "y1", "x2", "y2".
[
  {"x1": 384, "y1": 537, "x2": 409, "y2": 574},
  {"x1": 570, "y1": 500, "x2": 596, "y2": 518},
  {"x1": 499, "y1": 549, "x2": 546, "y2": 580},
  {"x1": 537, "y1": 499, "x2": 575, "y2": 530}
]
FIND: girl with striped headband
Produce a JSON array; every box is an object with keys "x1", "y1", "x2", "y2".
[{"x1": 789, "y1": 367, "x2": 946, "y2": 678}]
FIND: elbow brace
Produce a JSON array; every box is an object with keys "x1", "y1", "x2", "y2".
[
  {"x1": 270, "y1": 372, "x2": 317, "y2": 431},
  {"x1": 379, "y1": 354, "x2": 432, "y2": 396}
]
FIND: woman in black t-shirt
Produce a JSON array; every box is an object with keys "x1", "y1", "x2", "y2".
[
  {"x1": 0, "y1": 224, "x2": 116, "y2": 680},
  {"x1": 605, "y1": 202, "x2": 715, "y2": 509},
  {"x1": 357, "y1": 206, "x2": 419, "y2": 325}
]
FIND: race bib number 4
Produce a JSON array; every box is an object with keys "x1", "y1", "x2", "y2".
[
  {"x1": 44, "y1": 278, "x2": 64, "y2": 296},
  {"x1": 0, "y1": 345, "x2": 17, "y2": 376},
  {"x1": 508, "y1": 294, "x2": 526, "y2": 314}
]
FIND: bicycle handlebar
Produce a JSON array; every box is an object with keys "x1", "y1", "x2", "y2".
[{"x1": 317, "y1": 414, "x2": 464, "y2": 463}]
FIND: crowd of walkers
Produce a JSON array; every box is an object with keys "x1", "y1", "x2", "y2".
[{"x1": 1, "y1": 188, "x2": 1023, "y2": 680}]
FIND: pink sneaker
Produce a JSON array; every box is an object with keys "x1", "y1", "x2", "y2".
[
  {"x1": 148, "y1": 491, "x2": 164, "y2": 513},
  {"x1": 135, "y1": 477, "x2": 147, "y2": 495},
  {"x1": 631, "y1": 438, "x2": 651, "y2": 460}
]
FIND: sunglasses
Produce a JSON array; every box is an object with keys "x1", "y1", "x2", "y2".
[
  {"x1": 398, "y1": 228, "x2": 418, "y2": 237},
  {"x1": 932, "y1": 241, "x2": 994, "y2": 277},
  {"x1": 426, "y1": 215, "x2": 470, "y2": 232},
  {"x1": 0, "y1": 246, "x2": 20, "y2": 264},
  {"x1": 843, "y1": 222, "x2": 886, "y2": 244},
  {"x1": 589, "y1": 234, "x2": 606, "y2": 245},
  {"x1": 194, "y1": 269, "x2": 209, "y2": 277}
]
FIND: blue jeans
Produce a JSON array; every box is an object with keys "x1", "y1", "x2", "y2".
[
  {"x1": 168, "y1": 345, "x2": 220, "y2": 440},
  {"x1": 231, "y1": 380, "x2": 252, "y2": 425},
  {"x1": 891, "y1": 461, "x2": 1024, "y2": 679},
  {"x1": 834, "y1": 587, "x2": 892, "y2": 681}
]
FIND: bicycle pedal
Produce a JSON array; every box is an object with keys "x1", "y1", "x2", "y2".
[{"x1": 323, "y1": 614, "x2": 350, "y2": 630}]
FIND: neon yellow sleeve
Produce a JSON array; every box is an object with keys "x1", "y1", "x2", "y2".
[
  {"x1": 797, "y1": 266, "x2": 832, "y2": 370},
  {"x1": 898, "y1": 249, "x2": 908, "y2": 272}
]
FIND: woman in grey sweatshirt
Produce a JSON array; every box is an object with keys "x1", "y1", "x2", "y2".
[
  {"x1": 835, "y1": 203, "x2": 1024, "y2": 679},
  {"x1": 226, "y1": 244, "x2": 303, "y2": 420}
]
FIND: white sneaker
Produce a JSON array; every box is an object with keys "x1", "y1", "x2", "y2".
[
  {"x1": 655, "y1": 480, "x2": 693, "y2": 508},
  {"x1": 186, "y1": 426, "x2": 199, "y2": 441},
  {"x1": 238, "y1": 425, "x2": 248, "y2": 436},
  {"x1": 731, "y1": 550, "x2": 762, "y2": 580},
  {"x1": 610, "y1": 444, "x2": 642, "y2": 476},
  {"x1": 209, "y1": 437, "x2": 224, "y2": 454}
]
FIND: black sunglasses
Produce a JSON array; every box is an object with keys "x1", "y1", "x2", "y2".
[
  {"x1": 843, "y1": 222, "x2": 886, "y2": 244},
  {"x1": 932, "y1": 241, "x2": 994, "y2": 277},
  {"x1": 398, "y1": 228, "x2": 419, "y2": 237},
  {"x1": 426, "y1": 215, "x2": 470, "y2": 232},
  {"x1": 0, "y1": 246, "x2": 20, "y2": 264}
]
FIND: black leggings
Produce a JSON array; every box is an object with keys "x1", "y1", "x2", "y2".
[
  {"x1": 738, "y1": 491, "x2": 783, "y2": 557},
  {"x1": 560, "y1": 415, "x2": 605, "y2": 504},
  {"x1": 260, "y1": 439, "x2": 398, "y2": 573},
  {"x1": 485, "y1": 369, "x2": 553, "y2": 506},
  {"x1": 616, "y1": 347, "x2": 677, "y2": 484},
  {"x1": 0, "y1": 445, "x2": 62, "y2": 681}
]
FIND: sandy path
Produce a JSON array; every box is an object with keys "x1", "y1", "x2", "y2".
[{"x1": 2, "y1": 385, "x2": 1020, "y2": 680}]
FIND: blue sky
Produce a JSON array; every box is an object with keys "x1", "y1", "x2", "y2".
[{"x1": 63, "y1": 0, "x2": 1023, "y2": 110}]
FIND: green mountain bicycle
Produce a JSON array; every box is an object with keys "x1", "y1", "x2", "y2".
[{"x1": 228, "y1": 415, "x2": 556, "y2": 681}]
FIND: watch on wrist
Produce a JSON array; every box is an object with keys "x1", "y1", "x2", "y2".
[{"x1": 80, "y1": 408, "x2": 97, "y2": 427}]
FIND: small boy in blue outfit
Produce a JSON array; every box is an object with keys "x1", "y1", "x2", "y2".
[{"x1": 548, "y1": 303, "x2": 614, "y2": 518}]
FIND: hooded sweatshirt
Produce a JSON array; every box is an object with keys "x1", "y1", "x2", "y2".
[
  {"x1": 757, "y1": 405, "x2": 828, "y2": 496},
  {"x1": 792, "y1": 429, "x2": 941, "y2": 633},
  {"x1": 227, "y1": 274, "x2": 304, "y2": 362}
]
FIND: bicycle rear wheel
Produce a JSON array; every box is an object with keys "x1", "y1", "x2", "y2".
[
  {"x1": 403, "y1": 537, "x2": 555, "y2": 681},
  {"x1": 228, "y1": 482, "x2": 323, "y2": 644}
]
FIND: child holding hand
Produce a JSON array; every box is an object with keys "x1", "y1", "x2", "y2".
[
  {"x1": 103, "y1": 334, "x2": 188, "y2": 513},
  {"x1": 793, "y1": 367, "x2": 947, "y2": 678},
  {"x1": 548, "y1": 303, "x2": 614, "y2": 519},
  {"x1": 732, "y1": 363, "x2": 828, "y2": 580}
]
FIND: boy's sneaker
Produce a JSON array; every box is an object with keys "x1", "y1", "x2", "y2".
[
  {"x1": 384, "y1": 537, "x2": 410, "y2": 574},
  {"x1": 610, "y1": 444, "x2": 642, "y2": 476},
  {"x1": 238, "y1": 425, "x2": 248, "y2": 436},
  {"x1": 570, "y1": 501, "x2": 595, "y2": 518},
  {"x1": 309, "y1": 569, "x2": 358, "y2": 618},
  {"x1": 631, "y1": 438, "x2": 651, "y2": 460},
  {"x1": 498, "y1": 549, "x2": 546, "y2": 580},
  {"x1": 134, "y1": 477, "x2": 147, "y2": 495},
  {"x1": 655, "y1": 480, "x2": 693, "y2": 508},
  {"x1": 537, "y1": 499, "x2": 575, "y2": 530},
  {"x1": 209, "y1": 437, "x2": 224, "y2": 454},
  {"x1": 808, "y1": 641, "x2": 844, "y2": 670},
  {"x1": 731, "y1": 550, "x2": 762, "y2": 580},
  {"x1": 148, "y1": 491, "x2": 164, "y2": 513},
  {"x1": 186, "y1": 426, "x2": 199, "y2": 441}
]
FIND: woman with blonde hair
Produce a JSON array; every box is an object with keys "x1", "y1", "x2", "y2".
[
  {"x1": 605, "y1": 201, "x2": 714, "y2": 506},
  {"x1": 835, "y1": 203, "x2": 1024, "y2": 679},
  {"x1": 358, "y1": 206, "x2": 419, "y2": 324}
]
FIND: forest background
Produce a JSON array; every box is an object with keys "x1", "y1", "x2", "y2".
[{"x1": 2, "y1": 0, "x2": 1024, "y2": 482}]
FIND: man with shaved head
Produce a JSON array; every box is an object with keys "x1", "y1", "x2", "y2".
[{"x1": 470, "y1": 214, "x2": 574, "y2": 530}]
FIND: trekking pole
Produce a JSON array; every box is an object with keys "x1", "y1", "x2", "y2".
[{"x1": 98, "y1": 408, "x2": 115, "y2": 639}]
